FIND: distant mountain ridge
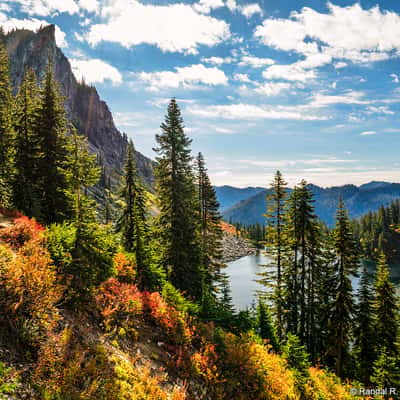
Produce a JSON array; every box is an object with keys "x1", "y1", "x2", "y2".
[
  {"x1": 214, "y1": 186, "x2": 265, "y2": 212},
  {"x1": 216, "y1": 181, "x2": 400, "y2": 226},
  {"x1": 4, "y1": 25, "x2": 155, "y2": 192}
]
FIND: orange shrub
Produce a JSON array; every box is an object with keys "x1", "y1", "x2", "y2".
[{"x1": 114, "y1": 252, "x2": 136, "y2": 283}]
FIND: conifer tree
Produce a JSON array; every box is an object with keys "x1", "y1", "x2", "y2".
[
  {"x1": 154, "y1": 99, "x2": 202, "y2": 300},
  {"x1": 371, "y1": 347, "x2": 400, "y2": 390},
  {"x1": 12, "y1": 69, "x2": 41, "y2": 217},
  {"x1": 257, "y1": 300, "x2": 278, "y2": 350},
  {"x1": 373, "y1": 253, "x2": 399, "y2": 357},
  {"x1": 0, "y1": 42, "x2": 14, "y2": 209},
  {"x1": 36, "y1": 60, "x2": 70, "y2": 223},
  {"x1": 117, "y1": 141, "x2": 151, "y2": 289},
  {"x1": 353, "y1": 267, "x2": 375, "y2": 385},
  {"x1": 327, "y1": 199, "x2": 358, "y2": 378},
  {"x1": 196, "y1": 152, "x2": 224, "y2": 298},
  {"x1": 261, "y1": 170, "x2": 288, "y2": 342},
  {"x1": 64, "y1": 126, "x2": 99, "y2": 226}
]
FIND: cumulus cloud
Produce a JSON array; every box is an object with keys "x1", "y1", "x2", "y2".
[
  {"x1": 201, "y1": 56, "x2": 234, "y2": 65},
  {"x1": 254, "y1": 3, "x2": 400, "y2": 69},
  {"x1": 233, "y1": 73, "x2": 251, "y2": 83},
  {"x1": 70, "y1": 58, "x2": 123, "y2": 85},
  {"x1": 193, "y1": 0, "x2": 224, "y2": 14},
  {"x1": 84, "y1": 0, "x2": 230, "y2": 54},
  {"x1": 262, "y1": 63, "x2": 316, "y2": 82},
  {"x1": 390, "y1": 73, "x2": 399, "y2": 83},
  {"x1": 254, "y1": 82, "x2": 292, "y2": 96},
  {"x1": 0, "y1": 13, "x2": 67, "y2": 47},
  {"x1": 226, "y1": 0, "x2": 262, "y2": 18},
  {"x1": 137, "y1": 64, "x2": 228, "y2": 91},
  {"x1": 238, "y1": 55, "x2": 275, "y2": 68},
  {"x1": 9, "y1": 0, "x2": 79, "y2": 16},
  {"x1": 188, "y1": 103, "x2": 325, "y2": 120},
  {"x1": 78, "y1": 0, "x2": 99, "y2": 13}
]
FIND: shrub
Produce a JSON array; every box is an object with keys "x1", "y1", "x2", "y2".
[
  {"x1": 0, "y1": 361, "x2": 18, "y2": 398},
  {"x1": 0, "y1": 216, "x2": 44, "y2": 249},
  {"x1": 96, "y1": 278, "x2": 142, "y2": 338},
  {"x1": 114, "y1": 252, "x2": 136, "y2": 284}
]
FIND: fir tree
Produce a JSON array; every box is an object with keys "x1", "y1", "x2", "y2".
[
  {"x1": 257, "y1": 300, "x2": 278, "y2": 350},
  {"x1": 371, "y1": 347, "x2": 400, "y2": 391},
  {"x1": 36, "y1": 60, "x2": 70, "y2": 223},
  {"x1": 0, "y1": 42, "x2": 14, "y2": 208},
  {"x1": 353, "y1": 267, "x2": 375, "y2": 385},
  {"x1": 261, "y1": 170, "x2": 288, "y2": 342},
  {"x1": 154, "y1": 99, "x2": 203, "y2": 300},
  {"x1": 373, "y1": 253, "x2": 399, "y2": 357},
  {"x1": 12, "y1": 69, "x2": 42, "y2": 217},
  {"x1": 116, "y1": 141, "x2": 151, "y2": 289},
  {"x1": 196, "y1": 152, "x2": 224, "y2": 300},
  {"x1": 327, "y1": 198, "x2": 358, "y2": 378},
  {"x1": 63, "y1": 126, "x2": 99, "y2": 226}
]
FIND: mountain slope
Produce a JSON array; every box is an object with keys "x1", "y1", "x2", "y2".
[
  {"x1": 214, "y1": 185, "x2": 265, "y2": 212},
  {"x1": 223, "y1": 182, "x2": 400, "y2": 226},
  {"x1": 4, "y1": 25, "x2": 155, "y2": 190}
]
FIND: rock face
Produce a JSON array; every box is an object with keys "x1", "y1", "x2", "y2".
[
  {"x1": 222, "y1": 233, "x2": 256, "y2": 263},
  {"x1": 4, "y1": 25, "x2": 155, "y2": 190}
]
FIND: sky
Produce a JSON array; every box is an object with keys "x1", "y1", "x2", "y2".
[{"x1": 2, "y1": 0, "x2": 400, "y2": 188}]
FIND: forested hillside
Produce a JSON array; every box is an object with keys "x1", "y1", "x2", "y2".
[
  {"x1": 0, "y1": 38, "x2": 359, "y2": 399},
  {"x1": 221, "y1": 181, "x2": 400, "y2": 227}
]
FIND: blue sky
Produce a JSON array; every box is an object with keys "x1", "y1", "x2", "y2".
[{"x1": 2, "y1": 0, "x2": 400, "y2": 187}]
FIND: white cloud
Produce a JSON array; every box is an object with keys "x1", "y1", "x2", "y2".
[
  {"x1": 365, "y1": 106, "x2": 394, "y2": 115},
  {"x1": 188, "y1": 103, "x2": 326, "y2": 121},
  {"x1": 85, "y1": 0, "x2": 230, "y2": 54},
  {"x1": 308, "y1": 91, "x2": 370, "y2": 108},
  {"x1": 254, "y1": 3, "x2": 400, "y2": 68},
  {"x1": 334, "y1": 61, "x2": 347, "y2": 69},
  {"x1": 78, "y1": 0, "x2": 99, "y2": 13},
  {"x1": 263, "y1": 63, "x2": 316, "y2": 82},
  {"x1": 193, "y1": 0, "x2": 224, "y2": 14},
  {"x1": 238, "y1": 55, "x2": 275, "y2": 68},
  {"x1": 390, "y1": 73, "x2": 399, "y2": 83},
  {"x1": 0, "y1": 14, "x2": 67, "y2": 47},
  {"x1": 201, "y1": 56, "x2": 234, "y2": 65},
  {"x1": 9, "y1": 0, "x2": 79, "y2": 16},
  {"x1": 233, "y1": 73, "x2": 251, "y2": 83},
  {"x1": 70, "y1": 58, "x2": 122, "y2": 85},
  {"x1": 137, "y1": 64, "x2": 228, "y2": 91},
  {"x1": 241, "y1": 4, "x2": 262, "y2": 18},
  {"x1": 360, "y1": 130, "x2": 377, "y2": 136},
  {"x1": 254, "y1": 82, "x2": 292, "y2": 96}
]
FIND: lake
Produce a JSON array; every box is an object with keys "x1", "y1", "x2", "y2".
[{"x1": 225, "y1": 252, "x2": 367, "y2": 310}]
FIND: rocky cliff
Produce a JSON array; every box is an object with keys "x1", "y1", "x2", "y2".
[{"x1": 4, "y1": 25, "x2": 155, "y2": 190}]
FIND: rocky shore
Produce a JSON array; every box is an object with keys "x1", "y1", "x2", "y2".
[{"x1": 222, "y1": 233, "x2": 256, "y2": 263}]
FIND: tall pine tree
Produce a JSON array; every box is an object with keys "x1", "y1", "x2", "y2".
[
  {"x1": 196, "y1": 152, "x2": 224, "y2": 299},
  {"x1": 0, "y1": 41, "x2": 14, "y2": 209},
  {"x1": 36, "y1": 60, "x2": 70, "y2": 223},
  {"x1": 154, "y1": 99, "x2": 203, "y2": 300},
  {"x1": 117, "y1": 141, "x2": 151, "y2": 289},
  {"x1": 261, "y1": 170, "x2": 288, "y2": 342},
  {"x1": 13, "y1": 69, "x2": 41, "y2": 217},
  {"x1": 327, "y1": 198, "x2": 358, "y2": 378}
]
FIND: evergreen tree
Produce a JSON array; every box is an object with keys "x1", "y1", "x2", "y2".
[
  {"x1": 12, "y1": 69, "x2": 42, "y2": 217},
  {"x1": 371, "y1": 347, "x2": 400, "y2": 391},
  {"x1": 116, "y1": 141, "x2": 151, "y2": 289},
  {"x1": 261, "y1": 170, "x2": 288, "y2": 342},
  {"x1": 0, "y1": 42, "x2": 14, "y2": 209},
  {"x1": 36, "y1": 60, "x2": 70, "y2": 223},
  {"x1": 353, "y1": 267, "x2": 375, "y2": 385},
  {"x1": 154, "y1": 99, "x2": 203, "y2": 300},
  {"x1": 63, "y1": 126, "x2": 99, "y2": 226},
  {"x1": 373, "y1": 253, "x2": 399, "y2": 357},
  {"x1": 327, "y1": 199, "x2": 358, "y2": 378},
  {"x1": 257, "y1": 300, "x2": 278, "y2": 350},
  {"x1": 196, "y1": 152, "x2": 224, "y2": 300}
]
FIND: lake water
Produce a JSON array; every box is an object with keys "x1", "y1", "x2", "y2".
[{"x1": 225, "y1": 252, "x2": 365, "y2": 310}]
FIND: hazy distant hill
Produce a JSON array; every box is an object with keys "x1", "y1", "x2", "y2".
[
  {"x1": 214, "y1": 186, "x2": 265, "y2": 211},
  {"x1": 218, "y1": 181, "x2": 400, "y2": 226}
]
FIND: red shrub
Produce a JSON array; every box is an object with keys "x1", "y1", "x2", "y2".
[
  {"x1": 0, "y1": 216, "x2": 44, "y2": 249},
  {"x1": 96, "y1": 277, "x2": 142, "y2": 334},
  {"x1": 114, "y1": 252, "x2": 136, "y2": 283}
]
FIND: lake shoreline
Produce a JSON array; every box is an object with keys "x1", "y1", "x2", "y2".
[{"x1": 222, "y1": 233, "x2": 257, "y2": 263}]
